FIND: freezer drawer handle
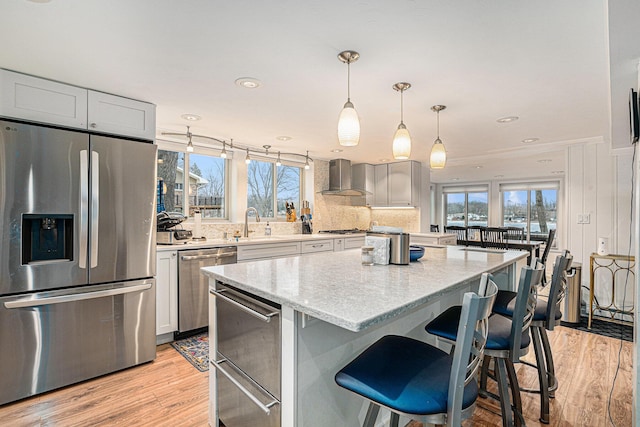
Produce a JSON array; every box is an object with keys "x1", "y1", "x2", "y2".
[
  {"x1": 212, "y1": 359, "x2": 279, "y2": 415},
  {"x1": 181, "y1": 252, "x2": 236, "y2": 262},
  {"x1": 4, "y1": 283, "x2": 153, "y2": 309},
  {"x1": 211, "y1": 289, "x2": 279, "y2": 323}
]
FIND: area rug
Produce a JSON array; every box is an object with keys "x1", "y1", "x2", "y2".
[
  {"x1": 561, "y1": 316, "x2": 633, "y2": 342},
  {"x1": 171, "y1": 333, "x2": 209, "y2": 372}
]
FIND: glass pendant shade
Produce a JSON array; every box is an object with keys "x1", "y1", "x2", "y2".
[
  {"x1": 392, "y1": 123, "x2": 411, "y2": 159},
  {"x1": 430, "y1": 138, "x2": 446, "y2": 169},
  {"x1": 338, "y1": 101, "x2": 360, "y2": 146}
]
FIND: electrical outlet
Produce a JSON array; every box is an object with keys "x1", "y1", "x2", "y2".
[
  {"x1": 583, "y1": 213, "x2": 590, "y2": 224},
  {"x1": 577, "y1": 214, "x2": 584, "y2": 224}
]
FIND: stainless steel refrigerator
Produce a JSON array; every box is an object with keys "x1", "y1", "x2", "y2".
[{"x1": 0, "y1": 119, "x2": 157, "y2": 405}]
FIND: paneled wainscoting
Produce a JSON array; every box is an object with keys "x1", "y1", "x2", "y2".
[{"x1": 0, "y1": 326, "x2": 631, "y2": 426}]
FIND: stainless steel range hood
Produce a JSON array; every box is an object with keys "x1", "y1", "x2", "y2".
[{"x1": 321, "y1": 159, "x2": 371, "y2": 196}]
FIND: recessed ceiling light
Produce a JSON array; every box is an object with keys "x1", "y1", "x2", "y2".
[
  {"x1": 379, "y1": 159, "x2": 390, "y2": 162},
  {"x1": 497, "y1": 116, "x2": 519, "y2": 123},
  {"x1": 551, "y1": 170, "x2": 565, "y2": 174},
  {"x1": 235, "y1": 77, "x2": 262, "y2": 89},
  {"x1": 451, "y1": 178, "x2": 460, "y2": 181},
  {"x1": 181, "y1": 114, "x2": 201, "y2": 121},
  {"x1": 276, "y1": 136, "x2": 292, "y2": 141},
  {"x1": 537, "y1": 159, "x2": 552, "y2": 163},
  {"x1": 494, "y1": 175, "x2": 504, "y2": 178},
  {"x1": 331, "y1": 149, "x2": 343, "y2": 153},
  {"x1": 522, "y1": 138, "x2": 539, "y2": 143},
  {"x1": 474, "y1": 165, "x2": 483, "y2": 169}
]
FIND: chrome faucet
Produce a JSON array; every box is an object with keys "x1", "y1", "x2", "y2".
[{"x1": 244, "y1": 207, "x2": 261, "y2": 237}]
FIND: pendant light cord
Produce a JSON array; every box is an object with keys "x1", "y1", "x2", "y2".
[
  {"x1": 347, "y1": 61, "x2": 351, "y2": 102},
  {"x1": 400, "y1": 89, "x2": 404, "y2": 125},
  {"x1": 436, "y1": 110, "x2": 440, "y2": 139}
]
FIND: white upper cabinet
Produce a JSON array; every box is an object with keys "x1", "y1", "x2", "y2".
[
  {"x1": 387, "y1": 161, "x2": 421, "y2": 207},
  {"x1": 371, "y1": 161, "x2": 421, "y2": 207},
  {"x1": 0, "y1": 70, "x2": 155, "y2": 141},
  {"x1": 88, "y1": 91, "x2": 156, "y2": 140},
  {"x1": 0, "y1": 69, "x2": 88, "y2": 129}
]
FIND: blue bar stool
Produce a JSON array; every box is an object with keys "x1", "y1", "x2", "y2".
[
  {"x1": 492, "y1": 251, "x2": 572, "y2": 424},
  {"x1": 425, "y1": 264, "x2": 543, "y2": 427},
  {"x1": 335, "y1": 274, "x2": 498, "y2": 427}
]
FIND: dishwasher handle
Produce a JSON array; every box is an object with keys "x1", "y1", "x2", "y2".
[
  {"x1": 212, "y1": 289, "x2": 279, "y2": 323},
  {"x1": 181, "y1": 252, "x2": 236, "y2": 262}
]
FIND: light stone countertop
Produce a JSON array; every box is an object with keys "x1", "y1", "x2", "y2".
[
  {"x1": 156, "y1": 233, "x2": 365, "y2": 252},
  {"x1": 202, "y1": 246, "x2": 527, "y2": 332}
]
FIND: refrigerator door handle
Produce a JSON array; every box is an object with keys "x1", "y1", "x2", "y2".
[
  {"x1": 90, "y1": 150, "x2": 100, "y2": 268},
  {"x1": 4, "y1": 283, "x2": 153, "y2": 309},
  {"x1": 79, "y1": 150, "x2": 89, "y2": 269}
]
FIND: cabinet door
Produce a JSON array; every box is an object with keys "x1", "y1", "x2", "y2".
[
  {"x1": 237, "y1": 242, "x2": 301, "y2": 262},
  {"x1": 373, "y1": 164, "x2": 388, "y2": 206},
  {"x1": 156, "y1": 251, "x2": 178, "y2": 337},
  {"x1": 88, "y1": 91, "x2": 156, "y2": 141},
  {"x1": 0, "y1": 69, "x2": 88, "y2": 128},
  {"x1": 344, "y1": 236, "x2": 365, "y2": 249},
  {"x1": 388, "y1": 161, "x2": 413, "y2": 206},
  {"x1": 301, "y1": 239, "x2": 334, "y2": 254}
]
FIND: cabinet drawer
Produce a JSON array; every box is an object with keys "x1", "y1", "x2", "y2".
[
  {"x1": 301, "y1": 239, "x2": 334, "y2": 254},
  {"x1": 344, "y1": 236, "x2": 365, "y2": 249},
  {"x1": 237, "y1": 242, "x2": 301, "y2": 261}
]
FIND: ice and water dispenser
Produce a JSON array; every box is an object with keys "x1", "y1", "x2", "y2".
[{"x1": 22, "y1": 214, "x2": 73, "y2": 264}]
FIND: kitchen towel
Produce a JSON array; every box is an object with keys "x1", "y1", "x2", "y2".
[{"x1": 365, "y1": 236, "x2": 390, "y2": 265}]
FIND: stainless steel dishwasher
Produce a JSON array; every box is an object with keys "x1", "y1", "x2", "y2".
[{"x1": 178, "y1": 246, "x2": 237, "y2": 334}]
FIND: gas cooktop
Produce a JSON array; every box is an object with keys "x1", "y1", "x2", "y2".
[{"x1": 318, "y1": 229, "x2": 366, "y2": 235}]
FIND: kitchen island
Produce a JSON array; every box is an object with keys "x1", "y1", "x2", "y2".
[{"x1": 203, "y1": 246, "x2": 527, "y2": 427}]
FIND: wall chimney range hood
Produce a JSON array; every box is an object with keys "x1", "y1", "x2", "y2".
[{"x1": 321, "y1": 159, "x2": 371, "y2": 196}]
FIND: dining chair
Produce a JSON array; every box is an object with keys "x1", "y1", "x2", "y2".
[
  {"x1": 480, "y1": 227, "x2": 509, "y2": 249},
  {"x1": 425, "y1": 265, "x2": 543, "y2": 427},
  {"x1": 539, "y1": 229, "x2": 556, "y2": 286},
  {"x1": 335, "y1": 276, "x2": 498, "y2": 427},
  {"x1": 430, "y1": 224, "x2": 440, "y2": 232},
  {"x1": 505, "y1": 226, "x2": 525, "y2": 241},
  {"x1": 492, "y1": 251, "x2": 572, "y2": 424},
  {"x1": 444, "y1": 225, "x2": 467, "y2": 244}
]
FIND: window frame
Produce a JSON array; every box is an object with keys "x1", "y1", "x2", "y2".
[
  {"x1": 442, "y1": 185, "x2": 489, "y2": 228},
  {"x1": 246, "y1": 156, "x2": 304, "y2": 221},
  {"x1": 156, "y1": 139, "x2": 230, "y2": 221},
  {"x1": 499, "y1": 180, "x2": 560, "y2": 246}
]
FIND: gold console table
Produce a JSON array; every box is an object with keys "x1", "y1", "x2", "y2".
[{"x1": 588, "y1": 253, "x2": 635, "y2": 329}]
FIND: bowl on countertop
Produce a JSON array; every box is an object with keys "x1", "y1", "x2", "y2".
[{"x1": 409, "y1": 245, "x2": 425, "y2": 262}]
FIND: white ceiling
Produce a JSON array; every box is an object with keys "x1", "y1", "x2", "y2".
[{"x1": 1, "y1": 0, "x2": 624, "y2": 183}]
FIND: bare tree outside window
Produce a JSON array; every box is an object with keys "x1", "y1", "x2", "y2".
[{"x1": 247, "y1": 160, "x2": 301, "y2": 218}]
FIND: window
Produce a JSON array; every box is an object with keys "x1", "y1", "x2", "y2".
[
  {"x1": 501, "y1": 182, "x2": 558, "y2": 243},
  {"x1": 157, "y1": 147, "x2": 227, "y2": 219},
  {"x1": 247, "y1": 159, "x2": 302, "y2": 219},
  {"x1": 443, "y1": 186, "x2": 488, "y2": 227}
]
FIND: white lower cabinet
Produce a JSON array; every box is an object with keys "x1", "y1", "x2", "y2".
[
  {"x1": 237, "y1": 242, "x2": 302, "y2": 262},
  {"x1": 344, "y1": 236, "x2": 366, "y2": 249},
  {"x1": 156, "y1": 250, "x2": 178, "y2": 343},
  {"x1": 301, "y1": 239, "x2": 334, "y2": 254}
]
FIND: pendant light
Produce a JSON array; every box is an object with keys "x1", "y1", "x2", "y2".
[
  {"x1": 245, "y1": 148, "x2": 251, "y2": 164},
  {"x1": 337, "y1": 50, "x2": 360, "y2": 146},
  {"x1": 186, "y1": 126, "x2": 194, "y2": 152},
  {"x1": 276, "y1": 151, "x2": 282, "y2": 167},
  {"x1": 220, "y1": 141, "x2": 227, "y2": 158},
  {"x1": 430, "y1": 105, "x2": 447, "y2": 169},
  {"x1": 304, "y1": 151, "x2": 310, "y2": 170},
  {"x1": 392, "y1": 82, "x2": 411, "y2": 160}
]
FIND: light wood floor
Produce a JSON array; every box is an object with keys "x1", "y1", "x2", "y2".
[{"x1": 0, "y1": 326, "x2": 632, "y2": 427}]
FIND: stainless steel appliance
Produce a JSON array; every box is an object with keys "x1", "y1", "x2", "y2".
[
  {"x1": 366, "y1": 231, "x2": 411, "y2": 265},
  {"x1": 211, "y1": 283, "x2": 281, "y2": 426},
  {"x1": 157, "y1": 229, "x2": 192, "y2": 244},
  {"x1": 0, "y1": 119, "x2": 157, "y2": 405},
  {"x1": 178, "y1": 246, "x2": 237, "y2": 334},
  {"x1": 320, "y1": 158, "x2": 370, "y2": 196}
]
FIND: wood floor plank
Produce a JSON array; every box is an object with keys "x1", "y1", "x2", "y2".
[{"x1": 0, "y1": 327, "x2": 632, "y2": 427}]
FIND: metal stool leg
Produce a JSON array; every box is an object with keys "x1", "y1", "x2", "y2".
[
  {"x1": 540, "y1": 328, "x2": 557, "y2": 397},
  {"x1": 363, "y1": 403, "x2": 380, "y2": 427},
  {"x1": 495, "y1": 358, "x2": 515, "y2": 427},
  {"x1": 479, "y1": 356, "x2": 491, "y2": 398},
  {"x1": 389, "y1": 412, "x2": 399, "y2": 427},
  {"x1": 531, "y1": 327, "x2": 550, "y2": 423},
  {"x1": 505, "y1": 359, "x2": 524, "y2": 427}
]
